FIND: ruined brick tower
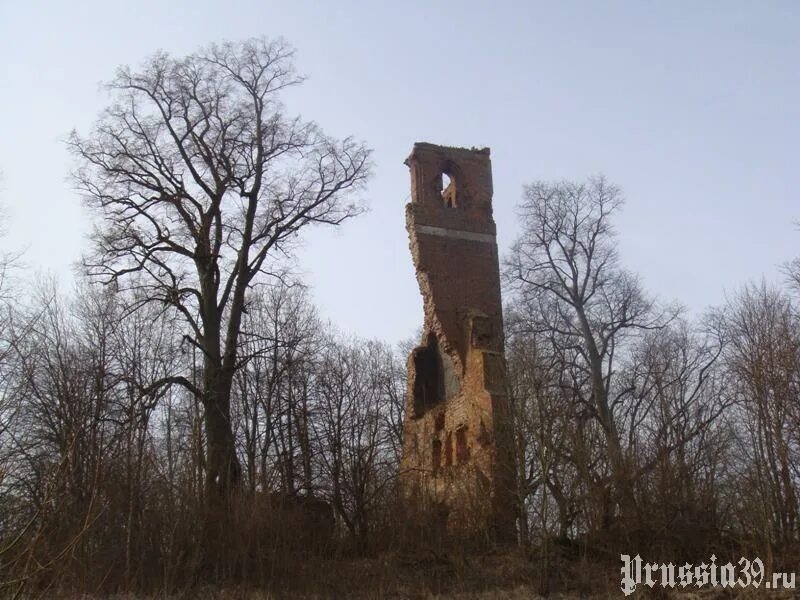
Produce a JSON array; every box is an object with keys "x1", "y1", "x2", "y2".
[{"x1": 400, "y1": 142, "x2": 515, "y2": 542}]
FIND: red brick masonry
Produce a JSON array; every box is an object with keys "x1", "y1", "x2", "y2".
[{"x1": 400, "y1": 143, "x2": 516, "y2": 542}]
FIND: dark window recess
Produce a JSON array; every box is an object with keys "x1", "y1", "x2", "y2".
[
  {"x1": 432, "y1": 439, "x2": 442, "y2": 473},
  {"x1": 444, "y1": 432, "x2": 453, "y2": 466},
  {"x1": 435, "y1": 412, "x2": 445, "y2": 431},
  {"x1": 412, "y1": 333, "x2": 443, "y2": 417},
  {"x1": 456, "y1": 426, "x2": 470, "y2": 463}
]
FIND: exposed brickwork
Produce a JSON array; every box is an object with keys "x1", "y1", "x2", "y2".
[{"x1": 400, "y1": 142, "x2": 516, "y2": 542}]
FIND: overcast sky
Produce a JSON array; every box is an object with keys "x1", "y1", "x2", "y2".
[{"x1": 0, "y1": 1, "x2": 797, "y2": 343}]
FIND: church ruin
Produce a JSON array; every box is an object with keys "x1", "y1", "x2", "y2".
[{"x1": 400, "y1": 142, "x2": 516, "y2": 542}]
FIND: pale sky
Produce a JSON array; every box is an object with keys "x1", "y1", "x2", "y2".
[{"x1": 0, "y1": 1, "x2": 797, "y2": 343}]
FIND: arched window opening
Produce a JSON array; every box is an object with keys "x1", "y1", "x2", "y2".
[{"x1": 441, "y1": 172, "x2": 457, "y2": 208}]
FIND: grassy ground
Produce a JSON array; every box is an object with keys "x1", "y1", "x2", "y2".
[{"x1": 29, "y1": 550, "x2": 799, "y2": 599}]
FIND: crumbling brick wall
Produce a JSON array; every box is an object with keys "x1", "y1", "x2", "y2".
[{"x1": 400, "y1": 142, "x2": 516, "y2": 542}]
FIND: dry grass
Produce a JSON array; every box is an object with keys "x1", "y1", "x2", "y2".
[{"x1": 29, "y1": 550, "x2": 798, "y2": 599}]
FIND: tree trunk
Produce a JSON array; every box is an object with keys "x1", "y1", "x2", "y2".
[
  {"x1": 204, "y1": 363, "x2": 241, "y2": 501},
  {"x1": 575, "y1": 305, "x2": 637, "y2": 528}
]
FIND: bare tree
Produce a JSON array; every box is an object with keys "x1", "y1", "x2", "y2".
[
  {"x1": 622, "y1": 318, "x2": 730, "y2": 553},
  {"x1": 505, "y1": 305, "x2": 581, "y2": 594},
  {"x1": 785, "y1": 258, "x2": 800, "y2": 294},
  {"x1": 231, "y1": 282, "x2": 321, "y2": 495},
  {"x1": 314, "y1": 338, "x2": 400, "y2": 554},
  {"x1": 723, "y1": 283, "x2": 800, "y2": 562},
  {"x1": 68, "y1": 38, "x2": 371, "y2": 502},
  {"x1": 505, "y1": 177, "x2": 675, "y2": 529},
  {"x1": 782, "y1": 222, "x2": 800, "y2": 293},
  {"x1": 0, "y1": 199, "x2": 23, "y2": 500}
]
